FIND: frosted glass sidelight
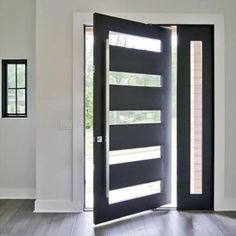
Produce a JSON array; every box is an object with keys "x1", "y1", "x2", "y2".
[{"x1": 190, "y1": 41, "x2": 203, "y2": 194}]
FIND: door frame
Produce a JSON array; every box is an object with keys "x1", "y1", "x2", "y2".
[{"x1": 73, "y1": 12, "x2": 225, "y2": 212}]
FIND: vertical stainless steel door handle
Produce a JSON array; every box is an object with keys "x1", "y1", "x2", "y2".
[{"x1": 105, "y1": 39, "x2": 110, "y2": 199}]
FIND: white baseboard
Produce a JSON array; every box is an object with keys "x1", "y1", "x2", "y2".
[
  {"x1": 34, "y1": 200, "x2": 82, "y2": 212},
  {"x1": 214, "y1": 197, "x2": 236, "y2": 211},
  {"x1": 0, "y1": 188, "x2": 36, "y2": 199}
]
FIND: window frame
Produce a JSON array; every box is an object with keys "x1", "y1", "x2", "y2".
[{"x1": 2, "y1": 59, "x2": 27, "y2": 118}]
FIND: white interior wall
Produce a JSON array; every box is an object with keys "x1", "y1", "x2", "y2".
[
  {"x1": 35, "y1": 0, "x2": 236, "y2": 211},
  {"x1": 0, "y1": 0, "x2": 36, "y2": 198}
]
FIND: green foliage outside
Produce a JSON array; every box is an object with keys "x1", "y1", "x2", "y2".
[{"x1": 85, "y1": 35, "x2": 94, "y2": 129}]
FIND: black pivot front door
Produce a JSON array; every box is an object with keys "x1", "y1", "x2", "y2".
[{"x1": 93, "y1": 13, "x2": 172, "y2": 224}]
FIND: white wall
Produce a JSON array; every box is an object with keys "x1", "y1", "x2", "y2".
[
  {"x1": 35, "y1": 0, "x2": 236, "y2": 211},
  {"x1": 0, "y1": 0, "x2": 35, "y2": 198}
]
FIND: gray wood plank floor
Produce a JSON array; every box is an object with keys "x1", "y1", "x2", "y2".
[{"x1": 0, "y1": 200, "x2": 236, "y2": 236}]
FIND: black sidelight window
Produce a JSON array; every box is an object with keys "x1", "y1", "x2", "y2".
[{"x1": 2, "y1": 59, "x2": 27, "y2": 118}]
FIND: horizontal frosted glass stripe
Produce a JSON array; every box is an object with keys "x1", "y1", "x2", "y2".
[
  {"x1": 110, "y1": 111, "x2": 161, "y2": 125},
  {"x1": 109, "y1": 146, "x2": 161, "y2": 165},
  {"x1": 109, "y1": 181, "x2": 161, "y2": 204},
  {"x1": 110, "y1": 71, "x2": 161, "y2": 87},
  {"x1": 109, "y1": 31, "x2": 161, "y2": 52}
]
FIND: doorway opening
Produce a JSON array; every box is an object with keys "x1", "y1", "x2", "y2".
[{"x1": 84, "y1": 25, "x2": 177, "y2": 209}]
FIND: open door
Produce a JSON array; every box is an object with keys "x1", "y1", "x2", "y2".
[{"x1": 93, "y1": 13, "x2": 172, "y2": 224}]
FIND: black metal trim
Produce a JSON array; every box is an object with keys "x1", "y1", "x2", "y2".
[{"x1": 2, "y1": 59, "x2": 27, "y2": 118}]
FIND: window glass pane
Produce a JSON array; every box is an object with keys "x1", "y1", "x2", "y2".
[
  {"x1": 110, "y1": 71, "x2": 161, "y2": 87},
  {"x1": 17, "y1": 89, "x2": 26, "y2": 114},
  {"x1": 190, "y1": 41, "x2": 203, "y2": 194},
  {"x1": 110, "y1": 110, "x2": 161, "y2": 125},
  {"x1": 109, "y1": 31, "x2": 161, "y2": 52},
  {"x1": 17, "y1": 64, "x2": 25, "y2": 88},
  {"x1": 109, "y1": 181, "x2": 161, "y2": 204},
  {"x1": 109, "y1": 146, "x2": 161, "y2": 165},
  {"x1": 7, "y1": 64, "x2": 16, "y2": 88},
  {"x1": 7, "y1": 90, "x2": 16, "y2": 114}
]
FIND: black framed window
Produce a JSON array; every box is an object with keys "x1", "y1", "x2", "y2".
[{"x1": 2, "y1": 59, "x2": 27, "y2": 118}]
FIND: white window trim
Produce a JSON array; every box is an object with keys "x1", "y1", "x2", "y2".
[{"x1": 73, "y1": 12, "x2": 225, "y2": 211}]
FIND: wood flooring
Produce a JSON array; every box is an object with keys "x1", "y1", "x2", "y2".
[{"x1": 0, "y1": 200, "x2": 236, "y2": 235}]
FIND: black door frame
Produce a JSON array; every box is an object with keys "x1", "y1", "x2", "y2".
[{"x1": 177, "y1": 25, "x2": 214, "y2": 209}]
